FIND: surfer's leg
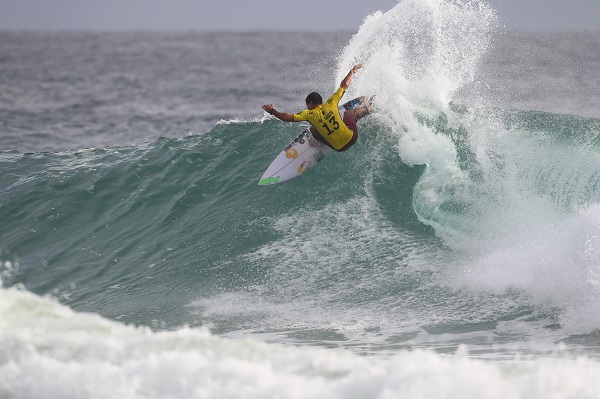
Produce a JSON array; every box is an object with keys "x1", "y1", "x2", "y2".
[
  {"x1": 356, "y1": 96, "x2": 367, "y2": 104},
  {"x1": 347, "y1": 97, "x2": 373, "y2": 121},
  {"x1": 310, "y1": 126, "x2": 335, "y2": 149},
  {"x1": 346, "y1": 106, "x2": 368, "y2": 120},
  {"x1": 337, "y1": 111, "x2": 359, "y2": 152}
]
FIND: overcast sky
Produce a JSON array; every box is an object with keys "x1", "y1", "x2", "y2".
[{"x1": 0, "y1": 0, "x2": 598, "y2": 32}]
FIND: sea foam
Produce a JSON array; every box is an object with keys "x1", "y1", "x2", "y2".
[{"x1": 1, "y1": 286, "x2": 600, "y2": 399}]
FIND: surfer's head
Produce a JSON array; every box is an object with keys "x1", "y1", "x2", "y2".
[{"x1": 305, "y1": 92, "x2": 322, "y2": 109}]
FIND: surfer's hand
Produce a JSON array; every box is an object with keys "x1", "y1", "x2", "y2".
[
  {"x1": 262, "y1": 104, "x2": 275, "y2": 114},
  {"x1": 351, "y1": 64, "x2": 363, "y2": 74},
  {"x1": 341, "y1": 64, "x2": 363, "y2": 89}
]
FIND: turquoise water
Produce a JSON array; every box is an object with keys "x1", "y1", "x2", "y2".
[
  {"x1": 3, "y1": 104, "x2": 600, "y2": 355},
  {"x1": 4, "y1": 104, "x2": 600, "y2": 397},
  {"x1": 3, "y1": 0, "x2": 600, "y2": 397}
]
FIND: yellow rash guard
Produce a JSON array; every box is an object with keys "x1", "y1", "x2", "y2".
[{"x1": 293, "y1": 87, "x2": 353, "y2": 150}]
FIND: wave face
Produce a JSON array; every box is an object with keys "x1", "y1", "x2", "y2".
[
  {"x1": 3, "y1": 0, "x2": 600, "y2": 396},
  {"x1": 3, "y1": 97, "x2": 600, "y2": 352}
]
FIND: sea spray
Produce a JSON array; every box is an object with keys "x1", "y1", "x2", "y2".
[
  {"x1": 337, "y1": 0, "x2": 497, "y2": 113},
  {"x1": 458, "y1": 203, "x2": 600, "y2": 333},
  {"x1": 334, "y1": 0, "x2": 600, "y2": 334},
  {"x1": 333, "y1": 0, "x2": 500, "y2": 240}
]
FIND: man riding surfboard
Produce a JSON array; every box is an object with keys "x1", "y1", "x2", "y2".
[{"x1": 262, "y1": 64, "x2": 369, "y2": 152}]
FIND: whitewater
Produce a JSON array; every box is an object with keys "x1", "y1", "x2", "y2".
[{"x1": 2, "y1": 0, "x2": 600, "y2": 397}]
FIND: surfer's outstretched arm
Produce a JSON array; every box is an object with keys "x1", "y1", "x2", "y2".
[
  {"x1": 340, "y1": 64, "x2": 363, "y2": 90},
  {"x1": 262, "y1": 104, "x2": 295, "y2": 122}
]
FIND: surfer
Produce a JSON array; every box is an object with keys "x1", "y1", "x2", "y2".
[{"x1": 262, "y1": 64, "x2": 369, "y2": 152}]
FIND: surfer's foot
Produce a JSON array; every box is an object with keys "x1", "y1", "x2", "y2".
[
  {"x1": 364, "y1": 96, "x2": 375, "y2": 114},
  {"x1": 352, "y1": 104, "x2": 372, "y2": 120},
  {"x1": 354, "y1": 96, "x2": 374, "y2": 120}
]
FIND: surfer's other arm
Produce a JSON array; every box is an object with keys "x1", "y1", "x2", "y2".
[
  {"x1": 340, "y1": 64, "x2": 362, "y2": 89},
  {"x1": 262, "y1": 104, "x2": 295, "y2": 122}
]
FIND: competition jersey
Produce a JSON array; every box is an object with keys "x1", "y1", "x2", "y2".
[{"x1": 293, "y1": 87, "x2": 353, "y2": 150}]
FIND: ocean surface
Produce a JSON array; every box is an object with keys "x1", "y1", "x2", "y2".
[{"x1": 3, "y1": 0, "x2": 600, "y2": 397}]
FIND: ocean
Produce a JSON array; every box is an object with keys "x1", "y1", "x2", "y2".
[{"x1": 2, "y1": 0, "x2": 600, "y2": 397}]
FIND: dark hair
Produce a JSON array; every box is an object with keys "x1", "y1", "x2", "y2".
[{"x1": 305, "y1": 92, "x2": 323, "y2": 105}]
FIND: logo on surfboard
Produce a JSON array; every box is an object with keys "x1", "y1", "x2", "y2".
[
  {"x1": 297, "y1": 161, "x2": 307, "y2": 174},
  {"x1": 259, "y1": 176, "x2": 280, "y2": 185},
  {"x1": 285, "y1": 149, "x2": 298, "y2": 159}
]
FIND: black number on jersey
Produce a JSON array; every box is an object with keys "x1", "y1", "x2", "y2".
[{"x1": 322, "y1": 115, "x2": 340, "y2": 135}]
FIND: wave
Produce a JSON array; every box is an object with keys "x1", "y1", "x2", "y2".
[
  {"x1": 332, "y1": 0, "x2": 600, "y2": 335},
  {"x1": 2, "y1": 0, "x2": 600, "y2": 358},
  {"x1": 1, "y1": 286, "x2": 599, "y2": 399},
  {"x1": 3, "y1": 106, "x2": 600, "y2": 350}
]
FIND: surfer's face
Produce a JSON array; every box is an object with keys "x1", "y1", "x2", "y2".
[{"x1": 306, "y1": 101, "x2": 317, "y2": 110}]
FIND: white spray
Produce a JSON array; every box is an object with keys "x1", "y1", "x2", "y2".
[{"x1": 336, "y1": 0, "x2": 600, "y2": 332}]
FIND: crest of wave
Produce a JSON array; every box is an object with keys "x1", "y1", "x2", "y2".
[
  {"x1": 337, "y1": 0, "x2": 497, "y2": 165},
  {"x1": 337, "y1": 0, "x2": 496, "y2": 108},
  {"x1": 335, "y1": 1, "x2": 600, "y2": 334}
]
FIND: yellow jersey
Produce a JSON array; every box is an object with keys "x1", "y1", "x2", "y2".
[{"x1": 293, "y1": 87, "x2": 353, "y2": 150}]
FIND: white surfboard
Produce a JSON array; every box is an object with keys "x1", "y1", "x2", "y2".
[
  {"x1": 258, "y1": 127, "x2": 332, "y2": 186},
  {"x1": 258, "y1": 95, "x2": 373, "y2": 186}
]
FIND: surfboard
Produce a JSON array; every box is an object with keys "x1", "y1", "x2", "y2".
[
  {"x1": 258, "y1": 96, "x2": 372, "y2": 186},
  {"x1": 258, "y1": 127, "x2": 331, "y2": 186}
]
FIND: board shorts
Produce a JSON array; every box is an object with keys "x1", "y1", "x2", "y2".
[
  {"x1": 338, "y1": 111, "x2": 358, "y2": 152},
  {"x1": 311, "y1": 110, "x2": 358, "y2": 152}
]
